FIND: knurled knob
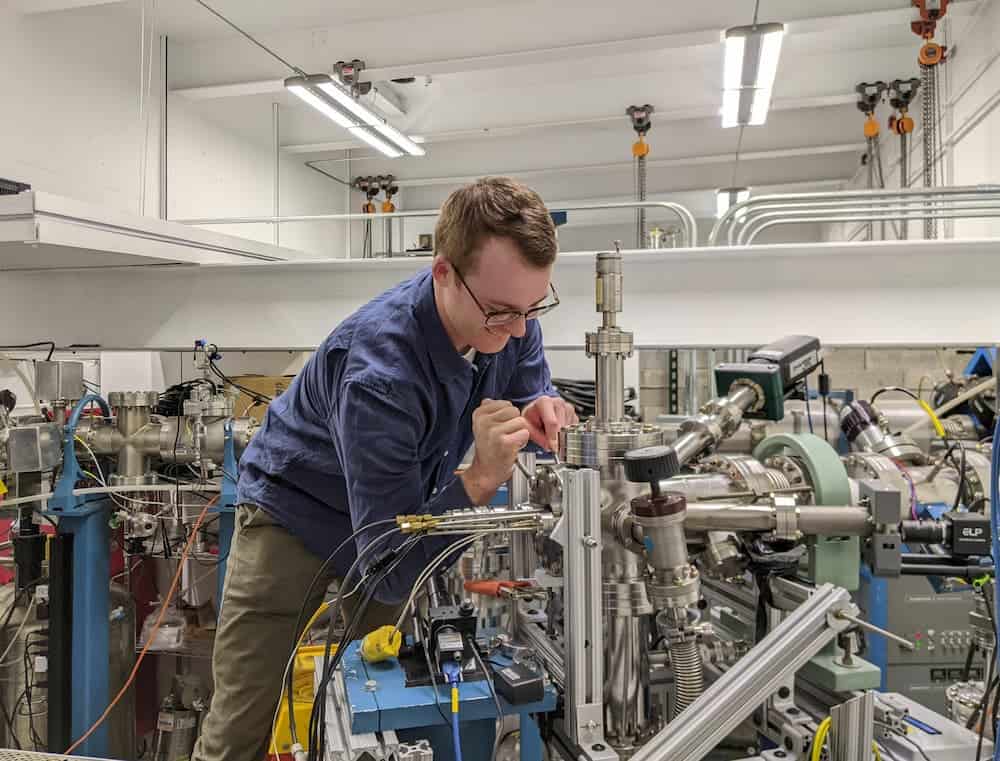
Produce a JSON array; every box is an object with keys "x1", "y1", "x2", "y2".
[{"x1": 624, "y1": 445, "x2": 680, "y2": 485}]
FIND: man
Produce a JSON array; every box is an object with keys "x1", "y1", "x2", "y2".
[{"x1": 193, "y1": 176, "x2": 577, "y2": 761}]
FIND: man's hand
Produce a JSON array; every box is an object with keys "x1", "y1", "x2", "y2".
[
  {"x1": 522, "y1": 395, "x2": 579, "y2": 452},
  {"x1": 461, "y1": 399, "x2": 531, "y2": 505}
]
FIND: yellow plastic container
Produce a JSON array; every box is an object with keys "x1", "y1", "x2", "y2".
[{"x1": 268, "y1": 644, "x2": 337, "y2": 758}]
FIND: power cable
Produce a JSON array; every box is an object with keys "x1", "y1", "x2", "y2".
[
  {"x1": 0, "y1": 343, "x2": 55, "y2": 361},
  {"x1": 192, "y1": 0, "x2": 305, "y2": 76}
]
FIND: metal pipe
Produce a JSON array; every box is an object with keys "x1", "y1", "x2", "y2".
[
  {"x1": 595, "y1": 353, "x2": 624, "y2": 424},
  {"x1": 680, "y1": 504, "x2": 872, "y2": 535},
  {"x1": 739, "y1": 202, "x2": 1000, "y2": 245},
  {"x1": 628, "y1": 583, "x2": 853, "y2": 761},
  {"x1": 745, "y1": 209, "x2": 1000, "y2": 245},
  {"x1": 173, "y1": 200, "x2": 699, "y2": 248},
  {"x1": 158, "y1": 35, "x2": 168, "y2": 221},
  {"x1": 508, "y1": 453, "x2": 537, "y2": 584},
  {"x1": 735, "y1": 197, "x2": 1000, "y2": 244},
  {"x1": 273, "y1": 102, "x2": 280, "y2": 247},
  {"x1": 709, "y1": 184, "x2": 1000, "y2": 245}
]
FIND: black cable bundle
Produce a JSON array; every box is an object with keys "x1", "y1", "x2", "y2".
[
  {"x1": 155, "y1": 378, "x2": 216, "y2": 417},
  {"x1": 204, "y1": 345, "x2": 273, "y2": 406},
  {"x1": 551, "y1": 378, "x2": 637, "y2": 420},
  {"x1": 307, "y1": 537, "x2": 424, "y2": 761}
]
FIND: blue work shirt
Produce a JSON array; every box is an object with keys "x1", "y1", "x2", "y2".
[{"x1": 236, "y1": 268, "x2": 557, "y2": 602}]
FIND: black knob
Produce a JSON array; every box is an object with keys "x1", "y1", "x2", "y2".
[
  {"x1": 624, "y1": 445, "x2": 679, "y2": 485},
  {"x1": 0, "y1": 390, "x2": 15, "y2": 413},
  {"x1": 459, "y1": 599, "x2": 475, "y2": 617}
]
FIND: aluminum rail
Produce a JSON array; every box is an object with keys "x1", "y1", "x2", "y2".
[
  {"x1": 627, "y1": 582, "x2": 854, "y2": 761},
  {"x1": 173, "y1": 200, "x2": 698, "y2": 249},
  {"x1": 709, "y1": 185, "x2": 1000, "y2": 245}
]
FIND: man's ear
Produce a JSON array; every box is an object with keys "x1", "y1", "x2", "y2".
[{"x1": 431, "y1": 255, "x2": 451, "y2": 284}]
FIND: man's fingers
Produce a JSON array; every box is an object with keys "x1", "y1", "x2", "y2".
[
  {"x1": 503, "y1": 429, "x2": 531, "y2": 450},
  {"x1": 535, "y1": 397, "x2": 561, "y2": 438},
  {"x1": 523, "y1": 419, "x2": 552, "y2": 451},
  {"x1": 497, "y1": 415, "x2": 530, "y2": 436},
  {"x1": 478, "y1": 398, "x2": 512, "y2": 415}
]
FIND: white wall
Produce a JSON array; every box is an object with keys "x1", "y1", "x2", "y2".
[
  {"x1": 168, "y1": 95, "x2": 347, "y2": 257},
  {"x1": 0, "y1": 4, "x2": 154, "y2": 215},
  {"x1": 0, "y1": 4, "x2": 345, "y2": 257}
]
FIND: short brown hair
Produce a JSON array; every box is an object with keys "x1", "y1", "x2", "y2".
[{"x1": 435, "y1": 177, "x2": 557, "y2": 272}]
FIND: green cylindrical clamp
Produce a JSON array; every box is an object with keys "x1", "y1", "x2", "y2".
[{"x1": 752, "y1": 433, "x2": 851, "y2": 506}]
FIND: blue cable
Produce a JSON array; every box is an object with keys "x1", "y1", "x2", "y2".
[
  {"x1": 990, "y1": 416, "x2": 1000, "y2": 761},
  {"x1": 442, "y1": 660, "x2": 463, "y2": 761},
  {"x1": 452, "y1": 709, "x2": 463, "y2": 761}
]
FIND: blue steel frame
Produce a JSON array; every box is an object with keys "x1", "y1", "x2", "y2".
[
  {"x1": 215, "y1": 421, "x2": 238, "y2": 606},
  {"x1": 45, "y1": 394, "x2": 114, "y2": 757}
]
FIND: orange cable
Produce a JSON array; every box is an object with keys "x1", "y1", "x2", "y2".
[{"x1": 64, "y1": 495, "x2": 219, "y2": 754}]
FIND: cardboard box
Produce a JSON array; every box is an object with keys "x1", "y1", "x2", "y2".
[{"x1": 232, "y1": 375, "x2": 296, "y2": 423}]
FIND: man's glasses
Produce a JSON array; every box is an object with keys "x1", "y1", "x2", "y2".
[{"x1": 453, "y1": 265, "x2": 560, "y2": 328}]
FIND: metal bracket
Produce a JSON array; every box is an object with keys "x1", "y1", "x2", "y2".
[{"x1": 563, "y1": 468, "x2": 618, "y2": 760}]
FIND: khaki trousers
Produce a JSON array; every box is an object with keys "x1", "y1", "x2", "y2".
[{"x1": 192, "y1": 504, "x2": 401, "y2": 761}]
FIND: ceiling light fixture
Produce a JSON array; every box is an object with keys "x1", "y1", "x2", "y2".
[
  {"x1": 285, "y1": 74, "x2": 424, "y2": 158},
  {"x1": 721, "y1": 22, "x2": 785, "y2": 128},
  {"x1": 194, "y1": 2, "x2": 423, "y2": 159},
  {"x1": 716, "y1": 187, "x2": 750, "y2": 218}
]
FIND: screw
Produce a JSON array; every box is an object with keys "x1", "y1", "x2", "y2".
[
  {"x1": 592, "y1": 744, "x2": 606, "y2": 752},
  {"x1": 364, "y1": 680, "x2": 377, "y2": 692},
  {"x1": 585, "y1": 721, "x2": 598, "y2": 731},
  {"x1": 777, "y1": 749, "x2": 789, "y2": 757},
  {"x1": 583, "y1": 536, "x2": 598, "y2": 548}
]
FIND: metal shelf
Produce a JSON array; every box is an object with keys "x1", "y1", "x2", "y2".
[{"x1": 0, "y1": 191, "x2": 298, "y2": 271}]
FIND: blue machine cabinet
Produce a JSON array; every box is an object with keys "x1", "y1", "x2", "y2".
[{"x1": 340, "y1": 641, "x2": 556, "y2": 761}]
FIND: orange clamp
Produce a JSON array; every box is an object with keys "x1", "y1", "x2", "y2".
[
  {"x1": 632, "y1": 138, "x2": 650, "y2": 159},
  {"x1": 864, "y1": 115, "x2": 880, "y2": 139},
  {"x1": 464, "y1": 580, "x2": 533, "y2": 598}
]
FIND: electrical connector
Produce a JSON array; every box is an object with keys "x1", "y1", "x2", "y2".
[{"x1": 291, "y1": 742, "x2": 307, "y2": 761}]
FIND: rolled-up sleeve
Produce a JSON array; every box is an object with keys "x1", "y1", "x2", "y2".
[
  {"x1": 503, "y1": 320, "x2": 557, "y2": 408},
  {"x1": 331, "y1": 379, "x2": 471, "y2": 604}
]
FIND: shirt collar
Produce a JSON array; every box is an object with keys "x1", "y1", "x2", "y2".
[{"x1": 414, "y1": 269, "x2": 493, "y2": 383}]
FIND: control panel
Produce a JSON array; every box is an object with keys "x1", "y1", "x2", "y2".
[{"x1": 902, "y1": 627, "x2": 975, "y2": 659}]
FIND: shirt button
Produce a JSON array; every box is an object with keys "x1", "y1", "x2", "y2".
[
  {"x1": 443, "y1": 450, "x2": 449, "y2": 457},
  {"x1": 432, "y1": 487, "x2": 438, "y2": 495}
]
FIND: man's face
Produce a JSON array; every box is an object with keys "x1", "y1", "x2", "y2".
[{"x1": 433, "y1": 236, "x2": 553, "y2": 355}]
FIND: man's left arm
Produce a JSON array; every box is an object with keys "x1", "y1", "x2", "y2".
[{"x1": 502, "y1": 321, "x2": 578, "y2": 451}]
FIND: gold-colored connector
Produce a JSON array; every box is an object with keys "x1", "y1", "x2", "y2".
[{"x1": 396, "y1": 514, "x2": 440, "y2": 533}]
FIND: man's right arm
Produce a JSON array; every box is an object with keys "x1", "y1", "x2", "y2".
[{"x1": 332, "y1": 381, "x2": 528, "y2": 605}]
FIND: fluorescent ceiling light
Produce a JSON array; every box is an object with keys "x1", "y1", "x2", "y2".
[
  {"x1": 716, "y1": 187, "x2": 750, "y2": 218},
  {"x1": 286, "y1": 83, "x2": 355, "y2": 130},
  {"x1": 314, "y1": 77, "x2": 425, "y2": 156},
  {"x1": 284, "y1": 74, "x2": 424, "y2": 157},
  {"x1": 348, "y1": 127, "x2": 403, "y2": 159},
  {"x1": 720, "y1": 22, "x2": 784, "y2": 128}
]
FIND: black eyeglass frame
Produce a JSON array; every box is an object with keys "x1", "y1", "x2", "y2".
[{"x1": 452, "y1": 265, "x2": 560, "y2": 327}]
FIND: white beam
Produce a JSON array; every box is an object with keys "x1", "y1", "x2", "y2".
[
  {"x1": 169, "y1": 4, "x2": 975, "y2": 95},
  {"x1": 10, "y1": 0, "x2": 125, "y2": 12},
  {"x1": 3, "y1": 240, "x2": 998, "y2": 349},
  {"x1": 316, "y1": 143, "x2": 862, "y2": 188},
  {"x1": 280, "y1": 94, "x2": 858, "y2": 154}
]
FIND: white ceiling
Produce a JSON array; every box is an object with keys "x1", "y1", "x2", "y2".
[{"x1": 21, "y1": 0, "x2": 982, "y2": 215}]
